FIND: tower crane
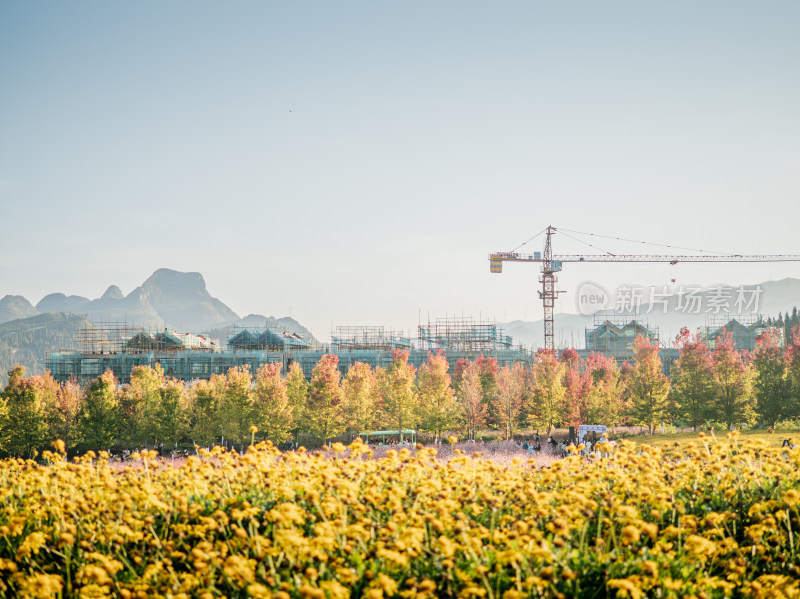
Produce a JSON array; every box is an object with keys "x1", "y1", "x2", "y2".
[{"x1": 489, "y1": 225, "x2": 800, "y2": 351}]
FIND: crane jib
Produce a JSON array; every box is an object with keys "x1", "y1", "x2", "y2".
[{"x1": 489, "y1": 253, "x2": 800, "y2": 265}]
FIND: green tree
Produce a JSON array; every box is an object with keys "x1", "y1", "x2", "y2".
[
  {"x1": 671, "y1": 330, "x2": 714, "y2": 430},
  {"x1": 78, "y1": 370, "x2": 120, "y2": 451},
  {"x1": 378, "y1": 350, "x2": 418, "y2": 441},
  {"x1": 627, "y1": 335, "x2": 671, "y2": 435},
  {"x1": 493, "y1": 363, "x2": 526, "y2": 440},
  {"x1": 219, "y1": 366, "x2": 254, "y2": 450},
  {"x1": 120, "y1": 365, "x2": 164, "y2": 448},
  {"x1": 711, "y1": 331, "x2": 754, "y2": 429},
  {"x1": 528, "y1": 350, "x2": 565, "y2": 435},
  {"x1": 341, "y1": 362, "x2": 378, "y2": 437},
  {"x1": 752, "y1": 328, "x2": 790, "y2": 428},
  {"x1": 1, "y1": 366, "x2": 50, "y2": 457},
  {"x1": 416, "y1": 351, "x2": 459, "y2": 444},
  {"x1": 253, "y1": 362, "x2": 294, "y2": 444},
  {"x1": 187, "y1": 375, "x2": 224, "y2": 447},
  {"x1": 156, "y1": 378, "x2": 187, "y2": 448}
]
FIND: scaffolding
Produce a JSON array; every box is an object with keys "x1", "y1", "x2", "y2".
[
  {"x1": 77, "y1": 322, "x2": 219, "y2": 354},
  {"x1": 585, "y1": 312, "x2": 659, "y2": 361},
  {"x1": 228, "y1": 325, "x2": 311, "y2": 351},
  {"x1": 418, "y1": 316, "x2": 514, "y2": 352},
  {"x1": 330, "y1": 326, "x2": 413, "y2": 351}
]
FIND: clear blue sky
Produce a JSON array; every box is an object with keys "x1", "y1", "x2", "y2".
[{"x1": 1, "y1": 1, "x2": 798, "y2": 339}]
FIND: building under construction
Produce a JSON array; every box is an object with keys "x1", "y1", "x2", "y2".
[
  {"x1": 703, "y1": 316, "x2": 778, "y2": 351},
  {"x1": 418, "y1": 316, "x2": 514, "y2": 352},
  {"x1": 331, "y1": 326, "x2": 413, "y2": 352},
  {"x1": 47, "y1": 317, "x2": 532, "y2": 384},
  {"x1": 584, "y1": 313, "x2": 660, "y2": 361},
  {"x1": 228, "y1": 326, "x2": 311, "y2": 351}
]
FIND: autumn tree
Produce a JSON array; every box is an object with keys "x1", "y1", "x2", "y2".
[
  {"x1": 528, "y1": 350, "x2": 565, "y2": 435},
  {"x1": 627, "y1": 335, "x2": 671, "y2": 435},
  {"x1": 561, "y1": 348, "x2": 592, "y2": 428},
  {"x1": 1, "y1": 366, "x2": 51, "y2": 457},
  {"x1": 416, "y1": 351, "x2": 459, "y2": 443},
  {"x1": 341, "y1": 362, "x2": 378, "y2": 437},
  {"x1": 304, "y1": 354, "x2": 344, "y2": 444},
  {"x1": 48, "y1": 379, "x2": 83, "y2": 453},
  {"x1": 253, "y1": 362, "x2": 294, "y2": 444},
  {"x1": 476, "y1": 355, "x2": 499, "y2": 422},
  {"x1": 493, "y1": 363, "x2": 526, "y2": 440},
  {"x1": 0, "y1": 383, "x2": 7, "y2": 453},
  {"x1": 788, "y1": 326, "x2": 800, "y2": 418},
  {"x1": 379, "y1": 350, "x2": 418, "y2": 439},
  {"x1": 585, "y1": 352, "x2": 624, "y2": 428},
  {"x1": 78, "y1": 370, "x2": 120, "y2": 451},
  {"x1": 752, "y1": 328, "x2": 790, "y2": 428},
  {"x1": 285, "y1": 361, "x2": 309, "y2": 443},
  {"x1": 711, "y1": 331, "x2": 754, "y2": 429},
  {"x1": 670, "y1": 329, "x2": 714, "y2": 430},
  {"x1": 120, "y1": 365, "x2": 165, "y2": 448},
  {"x1": 457, "y1": 360, "x2": 486, "y2": 441}
]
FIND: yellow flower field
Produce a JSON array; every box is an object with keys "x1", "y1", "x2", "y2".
[{"x1": 1, "y1": 434, "x2": 799, "y2": 598}]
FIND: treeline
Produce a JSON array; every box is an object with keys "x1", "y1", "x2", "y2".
[
  {"x1": 1, "y1": 326, "x2": 799, "y2": 457},
  {"x1": 766, "y1": 306, "x2": 800, "y2": 341}
]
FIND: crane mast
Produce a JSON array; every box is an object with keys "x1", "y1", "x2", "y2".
[
  {"x1": 490, "y1": 226, "x2": 800, "y2": 352},
  {"x1": 538, "y1": 226, "x2": 562, "y2": 353}
]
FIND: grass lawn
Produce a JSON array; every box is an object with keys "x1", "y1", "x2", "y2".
[{"x1": 627, "y1": 427, "x2": 800, "y2": 448}]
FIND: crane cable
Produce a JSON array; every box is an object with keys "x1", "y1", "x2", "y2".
[
  {"x1": 558, "y1": 227, "x2": 730, "y2": 255},
  {"x1": 509, "y1": 227, "x2": 548, "y2": 253},
  {"x1": 558, "y1": 230, "x2": 616, "y2": 256}
]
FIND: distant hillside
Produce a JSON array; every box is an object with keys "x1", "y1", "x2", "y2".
[
  {"x1": 0, "y1": 313, "x2": 95, "y2": 384},
  {"x1": 0, "y1": 295, "x2": 38, "y2": 323},
  {"x1": 35, "y1": 293, "x2": 91, "y2": 313}
]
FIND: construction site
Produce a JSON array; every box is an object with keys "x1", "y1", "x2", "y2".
[
  {"x1": 46, "y1": 311, "x2": 780, "y2": 384},
  {"x1": 43, "y1": 226, "x2": 799, "y2": 384},
  {"x1": 46, "y1": 317, "x2": 533, "y2": 384}
]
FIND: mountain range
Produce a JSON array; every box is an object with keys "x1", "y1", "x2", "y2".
[
  {"x1": 0, "y1": 268, "x2": 315, "y2": 382},
  {"x1": 1, "y1": 268, "x2": 313, "y2": 336}
]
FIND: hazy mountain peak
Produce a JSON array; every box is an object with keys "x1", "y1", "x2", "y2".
[
  {"x1": 101, "y1": 285, "x2": 124, "y2": 300},
  {"x1": 142, "y1": 268, "x2": 208, "y2": 299},
  {"x1": 0, "y1": 295, "x2": 39, "y2": 324},
  {"x1": 35, "y1": 293, "x2": 90, "y2": 314},
  {"x1": 134, "y1": 268, "x2": 239, "y2": 330}
]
